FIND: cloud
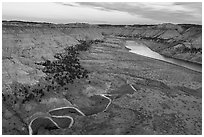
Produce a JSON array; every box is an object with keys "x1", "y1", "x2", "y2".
[
  {"x1": 76, "y1": 2, "x2": 202, "y2": 24},
  {"x1": 55, "y1": 2, "x2": 80, "y2": 7},
  {"x1": 3, "y1": 2, "x2": 201, "y2": 24}
]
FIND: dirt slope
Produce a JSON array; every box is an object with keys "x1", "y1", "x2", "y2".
[{"x1": 2, "y1": 21, "x2": 202, "y2": 135}]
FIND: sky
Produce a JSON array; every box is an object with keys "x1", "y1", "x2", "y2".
[{"x1": 2, "y1": 2, "x2": 202, "y2": 25}]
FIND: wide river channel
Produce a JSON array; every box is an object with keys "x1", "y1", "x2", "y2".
[{"x1": 125, "y1": 40, "x2": 202, "y2": 73}]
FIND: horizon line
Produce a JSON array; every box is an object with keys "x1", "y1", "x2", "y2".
[{"x1": 2, "y1": 19, "x2": 202, "y2": 26}]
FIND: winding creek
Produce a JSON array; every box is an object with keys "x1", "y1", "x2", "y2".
[
  {"x1": 29, "y1": 116, "x2": 60, "y2": 135},
  {"x1": 27, "y1": 40, "x2": 202, "y2": 135},
  {"x1": 28, "y1": 84, "x2": 137, "y2": 135},
  {"x1": 100, "y1": 94, "x2": 112, "y2": 112},
  {"x1": 125, "y1": 40, "x2": 202, "y2": 72},
  {"x1": 28, "y1": 94, "x2": 112, "y2": 135},
  {"x1": 48, "y1": 106, "x2": 85, "y2": 116}
]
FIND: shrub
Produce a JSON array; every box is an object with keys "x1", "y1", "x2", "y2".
[
  {"x1": 3, "y1": 81, "x2": 47, "y2": 107},
  {"x1": 40, "y1": 40, "x2": 100, "y2": 86},
  {"x1": 3, "y1": 40, "x2": 103, "y2": 106}
]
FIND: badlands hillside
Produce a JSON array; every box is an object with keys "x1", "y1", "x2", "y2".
[
  {"x1": 100, "y1": 23, "x2": 202, "y2": 64},
  {"x1": 2, "y1": 21, "x2": 202, "y2": 135}
]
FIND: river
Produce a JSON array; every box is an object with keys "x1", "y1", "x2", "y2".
[{"x1": 125, "y1": 40, "x2": 202, "y2": 73}]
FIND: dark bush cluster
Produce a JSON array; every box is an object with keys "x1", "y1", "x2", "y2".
[
  {"x1": 175, "y1": 45, "x2": 202, "y2": 54},
  {"x1": 3, "y1": 40, "x2": 103, "y2": 107},
  {"x1": 40, "y1": 40, "x2": 102, "y2": 86},
  {"x1": 2, "y1": 81, "x2": 47, "y2": 106},
  {"x1": 182, "y1": 47, "x2": 202, "y2": 54}
]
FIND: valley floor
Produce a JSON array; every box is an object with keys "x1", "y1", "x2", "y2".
[
  {"x1": 3, "y1": 36, "x2": 202, "y2": 135},
  {"x1": 75, "y1": 37, "x2": 202, "y2": 134}
]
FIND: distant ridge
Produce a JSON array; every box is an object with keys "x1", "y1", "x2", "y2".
[{"x1": 2, "y1": 20, "x2": 202, "y2": 27}]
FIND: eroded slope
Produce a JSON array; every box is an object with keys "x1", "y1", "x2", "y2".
[{"x1": 2, "y1": 21, "x2": 202, "y2": 135}]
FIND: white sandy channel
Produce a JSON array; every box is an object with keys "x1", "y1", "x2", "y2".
[
  {"x1": 29, "y1": 116, "x2": 60, "y2": 135},
  {"x1": 29, "y1": 94, "x2": 112, "y2": 135}
]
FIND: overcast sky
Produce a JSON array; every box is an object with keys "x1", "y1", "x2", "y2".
[{"x1": 2, "y1": 2, "x2": 202, "y2": 25}]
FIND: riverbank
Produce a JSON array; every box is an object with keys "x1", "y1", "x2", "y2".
[
  {"x1": 135, "y1": 39, "x2": 202, "y2": 65},
  {"x1": 125, "y1": 40, "x2": 202, "y2": 73},
  {"x1": 117, "y1": 36, "x2": 202, "y2": 65},
  {"x1": 2, "y1": 21, "x2": 202, "y2": 135}
]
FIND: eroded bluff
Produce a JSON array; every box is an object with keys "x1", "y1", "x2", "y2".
[{"x1": 2, "y1": 21, "x2": 202, "y2": 135}]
